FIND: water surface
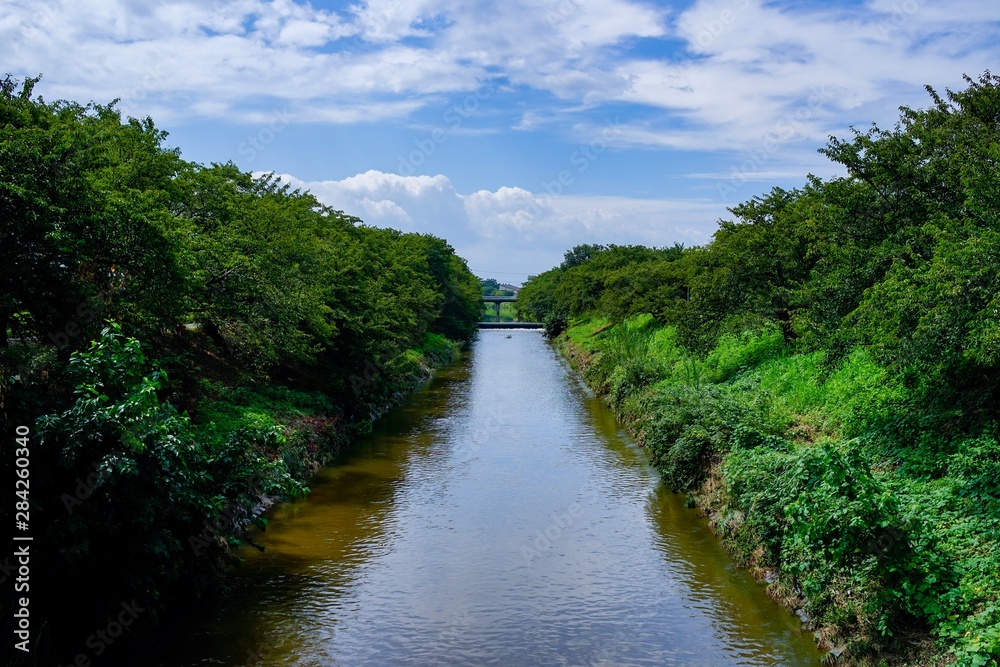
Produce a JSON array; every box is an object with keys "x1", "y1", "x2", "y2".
[{"x1": 145, "y1": 330, "x2": 821, "y2": 666}]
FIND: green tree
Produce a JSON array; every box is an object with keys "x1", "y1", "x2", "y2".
[
  {"x1": 1, "y1": 75, "x2": 186, "y2": 348},
  {"x1": 560, "y1": 243, "x2": 606, "y2": 269}
]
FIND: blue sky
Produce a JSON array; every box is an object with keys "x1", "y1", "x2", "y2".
[{"x1": 3, "y1": 0, "x2": 999, "y2": 281}]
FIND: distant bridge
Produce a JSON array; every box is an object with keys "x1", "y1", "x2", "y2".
[
  {"x1": 480, "y1": 295, "x2": 542, "y2": 329},
  {"x1": 482, "y1": 295, "x2": 517, "y2": 305}
]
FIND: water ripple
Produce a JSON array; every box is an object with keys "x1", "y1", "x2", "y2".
[{"x1": 147, "y1": 331, "x2": 821, "y2": 667}]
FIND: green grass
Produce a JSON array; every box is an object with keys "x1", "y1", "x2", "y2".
[
  {"x1": 564, "y1": 316, "x2": 611, "y2": 345},
  {"x1": 194, "y1": 382, "x2": 335, "y2": 439},
  {"x1": 560, "y1": 315, "x2": 1000, "y2": 666}
]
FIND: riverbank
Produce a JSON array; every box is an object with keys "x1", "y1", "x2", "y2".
[
  {"x1": 188, "y1": 329, "x2": 464, "y2": 522},
  {"x1": 553, "y1": 316, "x2": 998, "y2": 667},
  {"x1": 2, "y1": 328, "x2": 463, "y2": 667}
]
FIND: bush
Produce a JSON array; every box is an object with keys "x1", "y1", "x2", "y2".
[
  {"x1": 949, "y1": 434, "x2": 1000, "y2": 503},
  {"x1": 607, "y1": 355, "x2": 665, "y2": 409},
  {"x1": 722, "y1": 446, "x2": 799, "y2": 565},
  {"x1": 35, "y1": 326, "x2": 307, "y2": 632},
  {"x1": 640, "y1": 386, "x2": 737, "y2": 490},
  {"x1": 544, "y1": 312, "x2": 568, "y2": 338}
]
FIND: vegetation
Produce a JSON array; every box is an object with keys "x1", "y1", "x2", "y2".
[
  {"x1": 480, "y1": 277, "x2": 515, "y2": 297},
  {"x1": 482, "y1": 301, "x2": 518, "y2": 322},
  {"x1": 520, "y1": 73, "x2": 1000, "y2": 666},
  {"x1": 0, "y1": 75, "x2": 481, "y2": 664}
]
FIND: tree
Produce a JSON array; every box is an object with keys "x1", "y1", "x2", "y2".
[
  {"x1": 560, "y1": 243, "x2": 605, "y2": 270},
  {"x1": 1, "y1": 75, "x2": 186, "y2": 348}
]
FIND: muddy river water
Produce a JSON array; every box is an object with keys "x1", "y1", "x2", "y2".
[{"x1": 145, "y1": 329, "x2": 821, "y2": 666}]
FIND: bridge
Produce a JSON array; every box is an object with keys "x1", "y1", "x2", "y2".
[{"x1": 480, "y1": 295, "x2": 542, "y2": 329}]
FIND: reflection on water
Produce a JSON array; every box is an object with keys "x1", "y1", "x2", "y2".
[{"x1": 138, "y1": 330, "x2": 821, "y2": 666}]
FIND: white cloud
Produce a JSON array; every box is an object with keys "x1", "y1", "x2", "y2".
[
  {"x1": 601, "y1": 0, "x2": 999, "y2": 149},
  {"x1": 2, "y1": 0, "x2": 996, "y2": 147},
  {"x1": 292, "y1": 100, "x2": 426, "y2": 124},
  {"x1": 0, "y1": 0, "x2": 671, "y2": 125},
  {"x1": 275, "y1": 19, "x2": 336, "y2": 47},
  {"x1": 278, "y1": 170, "x2": 470, "y2": 237},
  {"x1": 3, "y1": 0, "x2": 999, "y2": 276},
  {"x1": 270, "y1": 170, "x2": 726, "y2": 277}
]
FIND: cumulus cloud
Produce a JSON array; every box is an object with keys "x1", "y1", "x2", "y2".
[
  {"x1": 271, "y1": 170, "x2": 726, "y2": 278},
  {"x1": 0, "y1": 0, "x2": 666, "y2": 125}
]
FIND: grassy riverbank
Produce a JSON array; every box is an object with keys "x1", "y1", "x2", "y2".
[
  {"x1": 557, "y1": 315, "x2": 998, "y2": 666},
  {"x1": 518, "y1": 74, "x2": 1000, "y2": 667}
]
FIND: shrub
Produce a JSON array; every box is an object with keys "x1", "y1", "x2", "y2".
[
  {"x1": 640, "y1": 386, "x2": 738, "y2": 490},
  {"x1": 544, "y1": 312, "x2": 569, "y2": 338},
  {"x1": 36, "y1": 326, "x2": 307, "y2": 627},
  {"x1": 949, "y1": 434, "x2": 1000, "y2": 503},
  {"x1": 607, "y1": 355, "x2": 666, "y2": 410}
]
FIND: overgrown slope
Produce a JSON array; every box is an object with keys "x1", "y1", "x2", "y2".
[
  {"x1": 0, "y1": 74, "x2": 481, "y2": 665},
  {"x1": 522, "y1": 73, "x2": 1000, "y2": 666}
]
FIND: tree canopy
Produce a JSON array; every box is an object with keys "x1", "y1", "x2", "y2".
[
  {"x1": 1, "y1": 74, "x2": 482, "y2": 386},
  {"x1": 1, "y1": 74, "x2": 483, "y2": 664}
]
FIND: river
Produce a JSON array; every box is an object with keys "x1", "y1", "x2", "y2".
[{"x1": 141, "y1": 329, "x2": 822, "y2": 666}]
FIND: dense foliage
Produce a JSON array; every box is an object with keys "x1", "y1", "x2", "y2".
[
  {"x1": 0, "y1": 75, "x2": 481, "y2": 664},
  {"x1": 480, "y1": 277, "x2": 515, "y2": 296},
  {"x1": 524, "y1": 73, "x2": 1000, "y2": 666}
]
